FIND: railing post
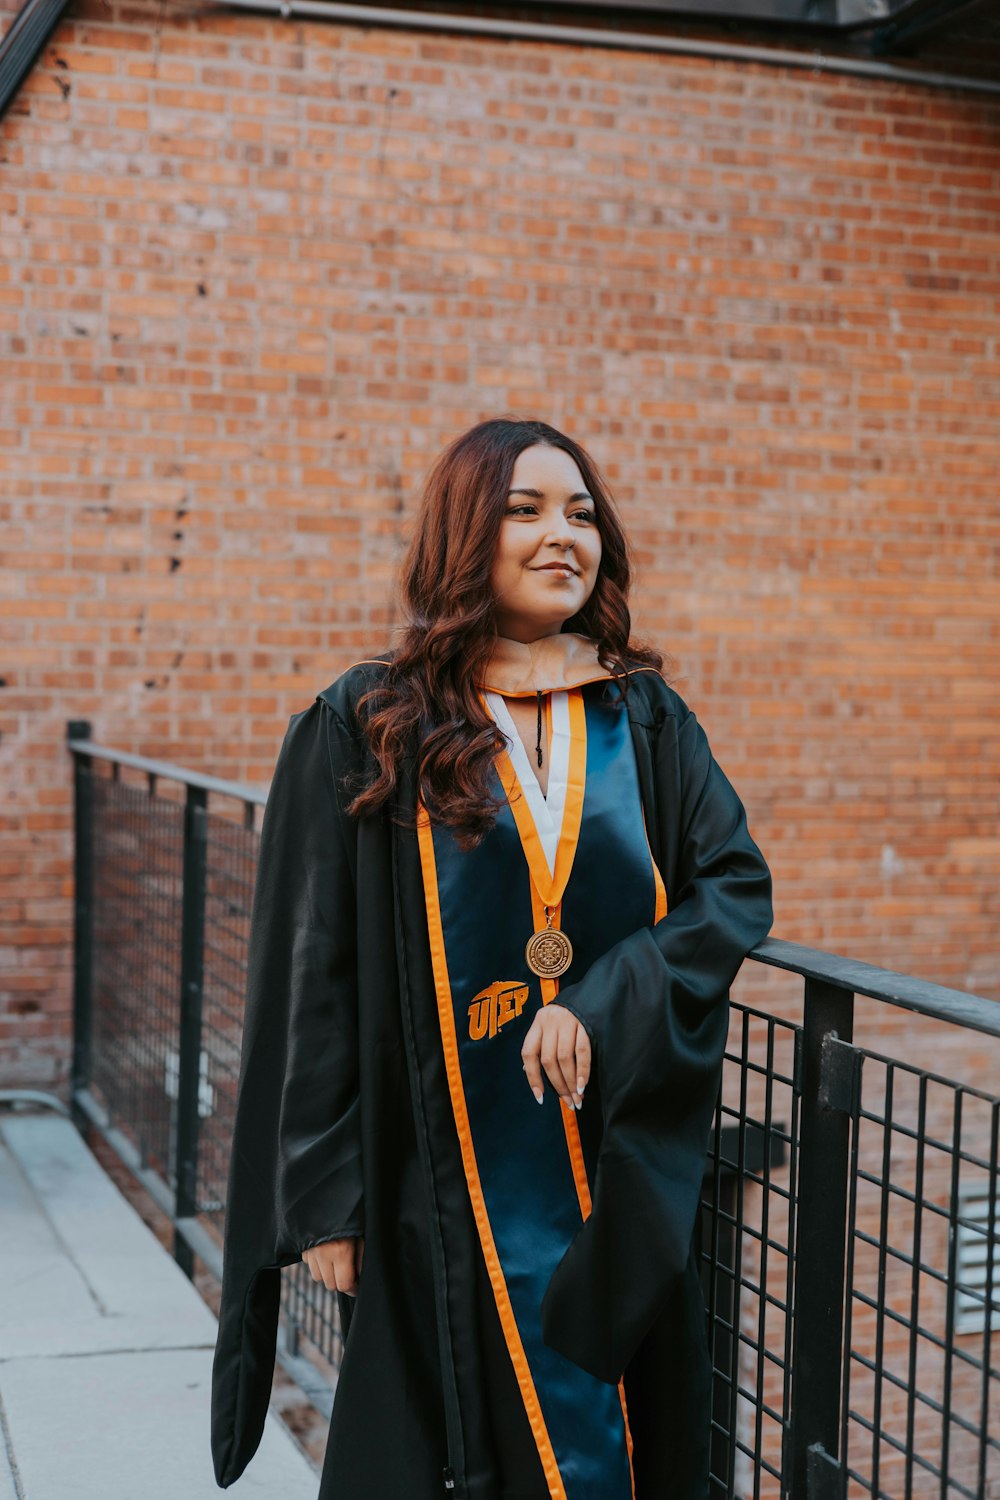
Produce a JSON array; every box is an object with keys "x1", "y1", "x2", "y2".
[
  {"x1": 788, "y1": 978, "x2": 855, "y2": 1499},
  {"x1": 174, "y1": 785, "x2": 208, "y2": 1277},
  {"x1": 68, "y1": 720, "x2": 94, "y2": 1129}
]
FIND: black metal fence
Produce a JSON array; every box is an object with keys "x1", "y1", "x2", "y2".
[{"x1": 66, "y1": 723, "x2": 1000, "y2": 1498}]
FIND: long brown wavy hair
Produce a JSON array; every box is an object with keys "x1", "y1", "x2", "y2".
[{"x1": 344, "y1": 416, "x2": 663, "y2": 845}]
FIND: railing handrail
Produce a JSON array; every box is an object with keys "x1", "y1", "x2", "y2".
[
  {"x1": 67, "y1": 728, "x2": 1000, "y2": 1037},
  {"x1": 749, "y1": 936, "x2": 1000, "y2": 1040},
  {"x1": 66, "y1": 734, "x2": 269, "y2": 806}
]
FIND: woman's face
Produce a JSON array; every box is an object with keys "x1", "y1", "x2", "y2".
[{"x1": 490, "y1": 444, "x2": 603, "y2": 643}]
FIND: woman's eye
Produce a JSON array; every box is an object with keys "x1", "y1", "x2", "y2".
[{"x1": 505, "y1": 504, "x2": 595, "y2": 522}]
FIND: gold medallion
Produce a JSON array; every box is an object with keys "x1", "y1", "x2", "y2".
[{"x1": 525, "y1": 924, "x2": 573, "y2": 979}]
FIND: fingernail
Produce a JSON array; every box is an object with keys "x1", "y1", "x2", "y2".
[
  {"x1": 534, "y1": 1088, "x2": 544, "y2": 1104},
  {"x1": 577, "y1": 1078, "x2": 586, "y2": 1095}
]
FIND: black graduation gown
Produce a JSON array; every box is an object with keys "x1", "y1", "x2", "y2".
[{"x1": 209, "y1": 657, "x2": 774, "y2": 1500}]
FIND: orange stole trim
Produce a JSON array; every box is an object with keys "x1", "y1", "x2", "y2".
[
  {"x1": 525, "y1": 885, "x2": 592, "y2": 1215},
  {"x1": 528, "y1": 898, "x2": 638, "y2": 1500},
  {"x1": 491, "y1": 687, "x2": 587, "y2": 910},
  {"x1": 502, "y1": 693, "x2": 636, "y2": 1500},
  {"x1": 640, "y1": 804, "x2": 669, "y2": 923},
  {"x1": 415, "y1": 804, "x2": 568, "y2": 1500}
]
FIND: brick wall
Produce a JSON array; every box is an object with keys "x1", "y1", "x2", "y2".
[{"x1": 1, "y1": 7, "x2": 997, "y2": 1088}]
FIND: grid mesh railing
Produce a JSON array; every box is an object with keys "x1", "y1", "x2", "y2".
[
  {"x1": 702, "y1": 1003, "x2": 800, "y2": 1498},
  {"x1": 842, "y1": 1050, "x2": 1000, "y2": 1499},
  {"x1": 67, "y1": 725, "x2": 1000, "y2": 1496},
  {"x1": 91, "y1": 777, "x2": 183, "y2": 1188}
]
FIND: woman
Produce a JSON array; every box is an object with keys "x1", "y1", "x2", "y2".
[{"x1": 211, "y1": 418, "x2": 773, "y2": 1500}]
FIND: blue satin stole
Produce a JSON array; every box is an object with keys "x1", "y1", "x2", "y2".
[{"x1": 416, "y1": 679, "x2": 665, "y2": 1500}]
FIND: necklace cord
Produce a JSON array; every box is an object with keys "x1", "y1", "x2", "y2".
[{"x1": 535, "y1": 690, "x2": 543, "y2": 767}]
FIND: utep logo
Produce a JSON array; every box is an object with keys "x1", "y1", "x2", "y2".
[{"x1": 468, "y1": 980, "x2": 529, "y2": 1041}]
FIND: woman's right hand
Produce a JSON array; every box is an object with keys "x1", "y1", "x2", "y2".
[{"x1": 302, "y1": 1235, "x2": 365, "y2": 1296}]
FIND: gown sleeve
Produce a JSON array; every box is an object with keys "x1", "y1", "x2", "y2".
[
  {"x1": 540, "y1": 687, "x2": 773, "y2": 1385},
  {"x1": 211, "y1": 697, "x2": 363, "y2": 1488}
]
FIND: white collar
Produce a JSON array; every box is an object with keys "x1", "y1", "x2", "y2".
[{"x1": 483, "y1": 689, "x2": 571, "y2": 876}]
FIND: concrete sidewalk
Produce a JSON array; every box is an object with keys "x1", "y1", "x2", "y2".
[{"x1": 0, "y1": 1108, "x2": 318, "y2": 1500}]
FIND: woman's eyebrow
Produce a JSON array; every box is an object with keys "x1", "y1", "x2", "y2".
[{"x1": 507, "y1": 487, "x2": 594, "y2": 502}]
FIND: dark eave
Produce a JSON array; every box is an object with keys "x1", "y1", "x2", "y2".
[
  {"x1": 0, "y1": 0, "x2": 69, "y2": 122},
  {"x1": 2, "y1": 0, "x2": 998, "y2": 125}
]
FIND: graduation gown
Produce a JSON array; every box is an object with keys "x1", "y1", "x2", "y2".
[{"x1": 210, "y1": 639, "x2": 774, "y2": 1500}]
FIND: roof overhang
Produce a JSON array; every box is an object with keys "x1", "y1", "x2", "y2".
[{"x1": 2, "y1": 0, "x2": 998, "y2": 126}]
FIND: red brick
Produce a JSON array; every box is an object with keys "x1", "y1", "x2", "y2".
[{"x1": 0, "y1": 26, "x2": 997, "y2": 1422}]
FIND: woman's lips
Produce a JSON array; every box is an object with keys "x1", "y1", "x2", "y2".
[{"x1": 533, "y1": 563, "x2": 578, "y2": 576}]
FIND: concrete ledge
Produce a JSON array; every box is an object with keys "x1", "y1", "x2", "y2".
[{"x1": 0, "y1": 1112, "x2": 318, "y2": 1499}]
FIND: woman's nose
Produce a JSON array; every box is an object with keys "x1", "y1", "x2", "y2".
[{"x1": 543, "y1": 514, "x2": 575, "y2": 548}]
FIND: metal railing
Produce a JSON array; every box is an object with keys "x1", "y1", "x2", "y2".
[{"x1": 66, "y1": 722, "x2": 1000, "y2": 1498}]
